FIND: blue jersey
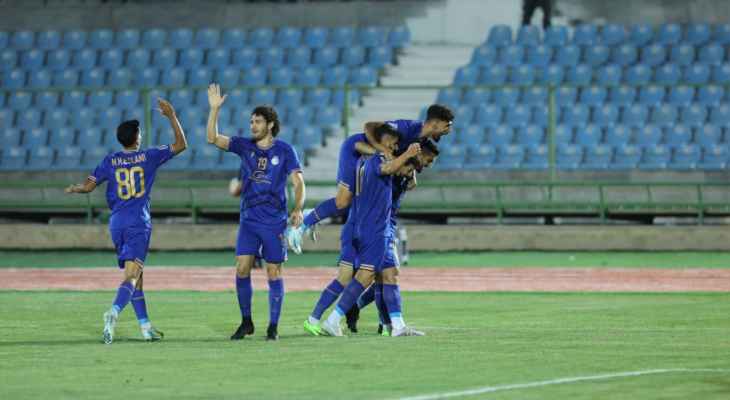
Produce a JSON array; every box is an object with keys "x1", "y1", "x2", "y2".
[
  {"x1": 351, "y1": 154, "x2": 393, "y2": 241},
  {"x1": 390, "y1": 176, "x2": 410, "y2": 231},
  {"x1": 386, "y1": 119, "x2": 423, "y2": 153},
  {"x1": 227, "y1": 136, "x2": 301, "y2": 226},
  {"x1": 89, "y1": 145, "x2": 175, "y2": 230}
]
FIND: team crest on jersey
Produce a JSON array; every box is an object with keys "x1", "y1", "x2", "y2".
[{"x1": 271, "y1": 156, "x2": 279, "y2": 166}]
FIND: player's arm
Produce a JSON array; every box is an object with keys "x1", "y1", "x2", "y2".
[
  {"x1": 380, "y1": 143, "x2": 421, "y2": 176},
  {"x1": 65, "y1": 178, "x2": 97, "y2": 194},
  {"x1": 289, "y1": 171, "x2": 305, "y2": 227},
  {"x1": 228, "y1": 177, "x2": 242, "y2": 197},
  {"x1": 363, "y1": 121, "x2": 392, "y2": 155},
  {"x1": 206, "y1": 83, "x2": 231, "y2": 151},
  {"x1": 406, "y1": 171, "x2": 417, "y2": 191},
  {"x1": 157, "y1": 98, "x2": 187, "y2": 155},
  {"x1": 354, "y1": 141, "x2": 378, "y2": 156}
]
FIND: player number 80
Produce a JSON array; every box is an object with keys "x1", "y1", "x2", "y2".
[{"x1": 115, "y1": 166, "x2": 146, "y2": 200}]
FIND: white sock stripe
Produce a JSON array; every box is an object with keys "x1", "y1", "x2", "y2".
[{"x1": 396, "y1": 369, "x2": 730, "y2": 400}]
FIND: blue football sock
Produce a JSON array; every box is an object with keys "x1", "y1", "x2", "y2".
[
  {"x1": 357, "y1": 284, "x2": 376, "y2": 310},
  {"x1": 303, "y1": 198, "x2": 346, "y2": 227},
  {"x1": 131, "y1": 289, "x2": 149, "y2": 325},
  {"x1": 268, "y1": 279, "x2": 284, "y2": 325},
  {"x1": 112, "y1": 281, "x2": 135, "y2": 314},
  {"x1": 311, "y1": 279, "x2": 344, "y2": 320},
  {"x1": 334, "y1": 280, "x2": 366, "y2": 317},
  {"x1": 374, "y1": 283, "x2": 390, "y2": 325},
  {"x1": 383, "y1": 283, "x2": 403, "y2": 320},
  {"x1": 236, "y1": 276, "x2": 253, "y2": 318}
]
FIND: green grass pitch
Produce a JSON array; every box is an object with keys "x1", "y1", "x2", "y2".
[{"x1": 1, "y1": 290, "x2": 729, "y2": 399}]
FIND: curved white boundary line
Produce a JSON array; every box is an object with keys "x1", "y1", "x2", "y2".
[{"x1": 396, "y1": 368, "x2": 730, "y2": 400}]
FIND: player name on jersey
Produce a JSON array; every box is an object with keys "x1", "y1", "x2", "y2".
[{"x1": 111, "y1": 153, "x2": 147, "y2": 167}]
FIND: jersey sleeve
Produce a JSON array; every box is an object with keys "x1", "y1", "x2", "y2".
[
  {"x1": 88, "y1": 157, "x2": 109, "y2": 185},
  {"x1": 284, "y1": 143, "x2": 302, "y2": 175},
  {"x1": 387, "y1": 119, "x2": 422, "y2": 145},
  {"x1": 146, "y1": 144, "x2": 175, "y2": 167},
  {"x1": 227, "y1": 136, "x2": 251, "y2": 156}
]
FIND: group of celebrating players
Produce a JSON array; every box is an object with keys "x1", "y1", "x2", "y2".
[{"x1": 65, "y1": 83, "x2": 453, "y2": 343}]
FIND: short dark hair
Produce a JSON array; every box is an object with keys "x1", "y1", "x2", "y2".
[
  {"x1": 426, "y1": 104, "x2": 454, "y2": 123},
  {"x1": 420, "y1": 139, "x2": 440, "y2": 156},
  {"x1": 116, "y1": 119, "x2": 140, "y2": 147},
  {"x1": 373, "y1": 123, "x2": 399, "y2": 142},
  {"x1": 251, "y1": 105, "x2": 280, "y2": 137}
]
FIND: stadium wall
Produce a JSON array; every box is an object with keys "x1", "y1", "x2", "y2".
[{"x1": 3, "y1": 224, "x2": 730, "y2": 251}]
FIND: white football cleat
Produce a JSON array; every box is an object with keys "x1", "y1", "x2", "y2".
[
  {"x1": 392, "y1": 326, "x2": 425, "y2": 337},
  {"x1": 321, "y1": 318, "x2": 344, "y2": 337},
  {"x1": 102, "y1": 309, "x2": 118, "y2": 344}
]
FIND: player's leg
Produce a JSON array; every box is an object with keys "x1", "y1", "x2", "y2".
[
  {"x1": 321, "y1": 267, "x2": 375, "y2": 337},
  {"x1": 231, "y1": 222, "x2": 259, "y2": 340},
  {"x1": 382, "y1": 266, "x2": 423, "y2": 337},
  {"x1": 347, "y1": 280, "x2": 375, "y2": 333},
  {"x1": 123, "y1": 228, "x2": 163, "y2": 341},
  {"x1": 260, "y1": 223, "x2": 288, "y2": 341},
  {"x1": 305, "y1": 261, "x2": 354, "y2": 336},
  {"x1": 102, "y1": 229, "x2": 142, "y2": 344},
  {"x1": 373, "y1": 275, "x2": 391, "y2": 336}
]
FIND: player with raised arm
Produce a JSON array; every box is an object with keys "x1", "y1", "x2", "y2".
[
  {"x1": 206, "y1": 83, "x2": 305, "y2": 341},
  {"x1": 65, "y1": 99, "x2": 187, "y2": 344}
]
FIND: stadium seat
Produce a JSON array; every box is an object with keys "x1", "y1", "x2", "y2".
[
  {"x1": 697, "y1": 85, "x2": 724, "y2": 105},
  {"x1": 8, "y1": 91, "x2": 32, "y2": 110},
  {"x1": 573, "y1": 24, "x2": 597, "y2": 45},
  {"x1": 683, "y1": 64, "x2": 710, "y2": 84},
  {"x1": 523, "y1": 144, "x2": 547, "y2": 169},
  {"x1": 487, "y1": 25, "x2": 512, "y2": 46},
  {"x1": 596, "y1": 64, "x2": 622, "y2": 85},
  {"x1": 493, "y1": 145, "x2": 524, "y2": 169},
  {"x1": 506, "y1": 104, "x2": 531, "y2": 127},
  {"x1": 288, "y1": 47, "x2": 311, "y2": 67},
  {"x1": 544, "y1": 25, "x2": 568, "y2": 46},
  {"x1": 180, "y1": 48, "x2": 204, "y2": 68},
  {"x1": 215, "y1": 67, "x2": 240, "y2": 88},
  {"x1": 188, "y1": 68, "x2": 212, "y2": 86},
  {"x1": 114, "y1": 90, "x2": 139, "y2": 110},
  {"x1": 493, "y1": 87, "x2": 519, "y2": 106},
  {"x1": 142, "y1": 29, "x2": 166, "y2": 49},
  {"x1": 99, "y1": 48, "x2": 123, "y2": 69},
  {"x1": 28, "y1": 69, "x2": 51, "y2": 89},
  {"x1": 611, "y1": 44, "x2": 637, "y2": 66},
  {"x1": 357, "y1": 26, "x2": 386, "y2": 47},
  {"x1": 133, "y1": 67, "x2": 159, "y2": 87},
  {"x1": 699, "y1": 144, "x2": 728, "y2": 169},
  {"x1": 368, "y1": 46, "x2": 392, "y2": 68},
  {"x1": 305, "y1": 27, "x2": 328, "y2": 49},
  {"x1": 313, "y1": 47, "x2": 338, "y2": 67},
  {"x1": 480, "y1": 64, "x2": 507, "y2": 84},
  {"x1": 522, "y1": 87, "x2": 547, "y2": 105},
  {"x1": 437, "y1": 145, "x2": 466, "y2": 170},
  {"x1": 664, "y1": 124, "x2": 691, "y2": 146},
  {"x1": 516, "y1": 125, "x2": 544, "y2": 145},
  {"x1": 251, "y1": 88, "x2": 275, "y2": 105},
  {"x1": 10, "y1": 30, "x2": 35, "y2": 50},
  {"x1": 116, "y1": 29, "x2": 140, "y2": 49},
  {"x1": 566, "y1": 64, "x2": 591, "y2": 85},
  {"x1": 625, "y1": 64, "x2": 652, "y2": 85},
  {"x1": 232, "y1": 47, "x2": 257, "y2": 68},
  {"x1": 295, "y1": 67, "x2": 322, "y2": 86},
  {"x1": 315, "y1": 106, "x2": 340, "y2": 127},
  {"x1": 269, "y1": 67, "x2": 293, "y2": 86},
  {"x1": 533, "y1": 105, "x2": 558, "y2": 126},
  {"x1": 153, "y1": 48, "x2": 177, "y2": 69},
  {"x1": 195, "y1": 28, "x2": 220, "y2": 49},
  {"x1": 304, "y1": 88, "x2": 331, "y2": 107},
  {"x1": 169, "y1": 28, "x2": 193, "y2": 49},
  {"x1": 1, "y1": 147, "x2": 27, "y2": 170},
  {"x1": 584, "y1": 45, "x2": 609, "y2": 66},
  {"x1": 222, "y1": 28, "x2": 246, "y2": 49},
  {"x1": 656, "y1": 23, "x2": 682, "y2": 45},
  {"x1": 107, "y1": 68, "x2": 132, "y2": 88},
  {"x1": 669, "y1": 44, "x2": 695, "y2": 66},
  {"x1": 634, "y1": 124, "x2": 663, "y2": 145},
  {"x1": 668, "y1": 86, "x2": 695, "y2": 106},
  {"x1": 611, "y1": 144, "x2": 641, "y2": 169},
  {"x1": 476, "y1": 104, "x2": 502, "y2": 127},
  {"x1": 124, "y1": 48, "x2": 149, "y2": 69},
  {"x1": 526, "y1": 44, "x2": 551, "y2": 67},
  {"x1": 698, "y1": 43, "x2": 724, "y2": 65},
  {"x1": 574, "y1": 124, "x2": 602, "y2": 145},
  {"x1": 712, "y1": 64, "x2": 730, "y2": 84},
  {"x1": 166, "y1": 148, "x2": 193, "y2": 170},
  {"x1": 654, "y1": 63, "x2": 681, "y2": 84},
  {"x1": 62, "y1": 30, "x2": 86, "y2": 50},
  {"x1": 81, "y1": 147, "x2": 111, "y2": 169},
  {"x1": 77, "y1": 129, "x2": 105, "y2": 151},
  {"x1": 583, "y1": 144, "x2": 613, "y2": 169},
  {"x1": 98, "y1": 108, "x2": 122, "y2": 130},
  {"x1": 161, "y1": 67, "x2": 186, "y2": 87},
  {"x1": 249, "y1": 28, "x2": 274, "y2": 49},
  {"x1": 437, "y1": 87, "x2": 462, "y2": 107},
  {"x1": 35, "y1": 91, "x2": 58, "y2": 110},
  {"x1": 562, "y1": 104, "x2": 589, "y2": 126},
  {"x1": 672, "y1": 144, "x2": 700, "y2": 169},
  {"x1": 685, "y1": 23, "x2": 711, "y2": 45},
  {"x1": 21, "y1": 49, "x2": 44, "y2": 70},
  {"x1": 714, "y1": 23, "x2": 730, "y2": 44},
  {"x1": 639, "y1": 145, "x2": 670, "y2": 170},
  {"x1": 261, "y1": 47, "x2": 285, "y2": 68},
  {"x1": 557, "y1": 144, "x2": 583, "y2": 169},
  {"x1": 349, "y1": 66, "x2": 377, "y2": 86},
  {"x1": 453, "y1": 105, "x2": 475, "y2": 127},
  {"x1": 296, "y1": 126, "x2": 322, "y2": 150},
  {"x1": 0, "y1": 109, "x2": 14, "y2": 131},
  {"x1": 638, "y1": 85, "x2": 665, "y2": 105},
  {"x1": 592, "y1": 104, "x2": 619, "y2": 126},
  {"x1": 89, "y1": 29, "x2": 113, "y2": 49},
  {"x1": 17, "y1": 109, "x2": 41, "y2": 131},
  {"x1": 44, "y1": 109, "x2": 69, "y2": 130},
  {"x1": 330, "y1": 27, "x2": 354, "y2": 47},
  {"x1": 640, "y1": 44, "x2": 666, "y2": 66},
  {"x1": 620, "y1": 104, "x2": 648, "y2": 126},
  {"x1": 694, "y1": 124, "x2": 722, "y2": 145},
  {"x1": 287, "y1": 107, "x2": 311, "y2": 126},
  {"x1": 63, "y1": 90, "x2": 88, "y2": 109},
  {"x1": 579, "y1": 86, "x2": 607, "y2": 106},
  {"x1": 516, "y1": 25, "x2": 540, "y2": 46},
  {"x1": 193, "y1": 146, "x2": 221, "y2": 169},
  {"x1": 23, "y1": 127, "x2": 48, "y2": 147},
  {"x1": 276, "y1": 27, "x2": 301, "y2": 48},
  {"x1": 55, "y1": 146, "x2": 84, "y2": 169},
  {"x1": 498, "y1": 44, "x2": 524, "y2": 67},
  {"x1": 649, "y1": 104, "x2": 677, "y2": 126},
  {"x1": 464, "y1": 145, "x2": 496, "y2": 169},
  {"x1": 486, "y1": 126, "x2": 513, "y2": 145},
  {"x1": 69, "y1": 107, "x2": 94, "y2": 130},
  {"x1": 0, "y1": 49, "x2": 17, "y2": 71},
  {"x1": 605, "y1": 125, "x2": 632, "y2": 145},
  {"x1": 556, "y1": 87, "x2": 577, "y2": 106},
  {"x1": 537, "y1": 64, "x2": 564, "y2": 84},
  {"x1": 71, "y1": 48, "x2": 97, "y2": 70},
  {"x1": 277, "y1": 88, "x2": 303, "y2": 109},
  {"x1": 680, "y1": 104, "x2": 708, "y2": 126},
  {"x1": 323, "y1": 66, "x2": 348, "y2": 85},
  {"x1": 556, "y1": 44, "x2": 581, "y2": 66},
  {"x1": 388, "y1": 26, "x2": 411, "y2": 48},
  {"x1": 601, "y1": 24, "x2": 627, "y2": 46},
  {"x1": 509, "y1": 65, "x2": 535, "y2": 84},
  {"x1": 342, "y1": 46, "x2": 365, "y2": 66}
]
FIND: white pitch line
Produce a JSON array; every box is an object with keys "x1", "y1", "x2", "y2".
[{"x1": 396, "y1": 368, "x2": 730, "y2": 400}]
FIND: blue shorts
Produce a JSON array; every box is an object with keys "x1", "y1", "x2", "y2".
[
  {"x1": 110, "y1": 227, "x2": 151, "y2": 269},
  {"x1": 236, "y1": 220, "x2": 287, "y2": 264},
  {"x1": 338, "y1": 221, "x2": 356, "y2": 269},
  {"x1": 336, "y1": 134, "x2": 366, "y2": 192},
  {"x1": 354, "y1": 234, "x2": 397, "y2": 273}
]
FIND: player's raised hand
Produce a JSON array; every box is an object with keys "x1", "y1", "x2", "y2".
[
  {"x1": 156, "y1": 98, "x2": 176, "y2": 118},
  {"x1": 207, "y1": 83, "x2": 226, "y2": 109},
  {"x1": 405, "y1": 143, "x2": 422, "y2": 158}
]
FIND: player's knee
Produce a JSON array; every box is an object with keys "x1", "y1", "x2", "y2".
[
  {"x1": 354, "y1": 269, "x2": 375, "y2": 286},
  {"x1": 123, "y1": 261, "x2": 142, "y2": 282},
  {"x1": 336, "y1": 265, "x2": 354, "y2": 285},
  {"x1": 235, "y1": 256, "x2": 252, "y2": 278},
  {"x1": 382, "y1": 267, "x2": 399, "y2": 285},
  {"x1": 265, "y1": 263, "x2": 282, "y2": 279}
]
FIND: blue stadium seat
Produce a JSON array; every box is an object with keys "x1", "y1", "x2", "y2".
[
  {"x1": 557, "y1": 144, "x2": 583, "y2": 169},
  {"x1": 249, "y1": 28, "x2": 274, "y2": 49},
  {"x1": 476, "y1": 104, "x2": 502, "y2": 127},
  {"x1": 620, "y1": 104, "x2": 648, "y2": 126},
  {"x1": 165, "y1": 148, "x2": 193, "y2": 170},
  {"x1": 28, "y1": 69, "x2": 52, "y2": 89},
  {"x1": 330, "y1": 27, "x2": 354, "y2": 47},
  {"x1": 0, "y1": 109, "x2": 14, "y2": 130},
  {"x1": 0, "y1": 49, "x2": 17, "y2": 71},
  {"x1": 276, "y1": 27, "x2": 301, "y2": 48},
  {"x1": 672, "y1": 144, "x2": 700, "y2": 169},
  {"x1": 64, "y1": 90, "x2": 88, "y2": 109},
  {"x1": 315, "y1": 105, "x2": 340, "y2": 127},
  {"x1": 669, "y1": 44, "x2": 695, "y2": 66},
  {"x1": 27, "y1": 146, "x2": 55, "y2": 170},
  {"x1": 498, "y1": 44, "x2": 524, "y2": 67},
  {"x1": 71, "y1": 48, "x2": 97, "y2": 70},
  {"x1": 17, "y1": 109, "x2": 41, "y2": 131},
  {"x1": 323, "y1": 65, "x2": 348, "y2": 85},
  {"x1": 592, "y1": 104, "x2": 619, "y2": 126},
  {"x1": 0, "y1": 128, "x2": 20, "y2": 148},
  {"x1": 8, "y1": 91, "x2": 31, "y2": 110},
  {"x1": 304, "y1": 88, "x2": 331, "y2": 108},
  {"x1": 89, "y1": 29, "x2": 113, "y2": 49},
  {"x1": 556, "y1": 44, "x2": 580, "y2": 66},
  {"x1": 388, "y1": 26, "x2": 411, "y2": 48},
  {"x1": 601, "y1": 24, "x2": 627, "y2": 46},
  {"x1": 358, "y1": 26, "x2": 386, "y2": 47},
  {"x1": 583, "y1": 144, "x2": 613, "y2": 169},
  {"x1": 537, "y1": 64, "x2": 564, "y2": 84},
  {"x1": 516, "y1": 125, "x2": 544, "y2": 145},
  {"x1": 304, "y1": 27, "x2": 328, "y2": 49},
  {"x1": 611, "y1": 44, "x2": 637, "y2": 66},
  {"x1": 0, "y1": 31, "x2": 6, "y2": 49},
  {"x1": 152, "y1": 48, "x2": 177, "y2": 69},
  {"x1": 450, "y1": 65, "x2": 477, "y2": 86},
  {"x1": 699, "y1": 43, "x2": 724, "y2": 65},
  {"x1": 486, "y1": 126, "x2": 513, "y2": 145},
  {"x1": 493, "y1": 87, "x2": 519, "y2": 106},
  {"x1": 180, "y1": 48, "x2": 204, "y2": 68},
  {"x1": 494, "y1": 145, "x2": 524, "y2": 169},
  {"x1": 35, "y1": 91, "x2": 58, "y2": 110},
  {"x1": 70, "y1": 107, "x2": 94, "y2": 130},
  {"x1": 640, "y1": 44, "x2": 666, "y2": 66},
  {"x1": 44, "y1": 109, "x2": 69, "y2": 130},
  {"x1": 509, "y1": 65, "x2": 535, "y2": 84},
  {"x1": 664, "y1": 124, "x2": 691, "y2": 146},
  {"x1": 114, "y1": 90, "x2": 139, "y2": 110},
  {"x1": 46, "y1": 49, "x2": 70, "y2": 71},
  {"x1": 62, "y1": 30, "x2": 86, "y2": 50},
  {"x1": 579, "y1": 86, "x2": 607, "y2": 106},
  {"x1": 251, "y1": 88, "x2": 275, "y2": 105},
  {"x1": 685, "y1": 23, "x2": 711, "y2": 45},
  {"x1": 654, "y1": 63, "x2": 681, "y2": 85},
  {"x1": 81, "y1": 147, "x2": 111, "y2": 169},
  {"x1": 221, "y1": 28, "x2": 246, "y2": 49},
  {"x1": 169, "y1": 89, "x2": 193, "y2": 108},
  {"x1": 342, "y1": 46, "x2": 365, "y2": 66},
  {"x1": 464, "y1": 145, "x2": 496, "y2": 170},
  {"x1": 142, "y1": 29, "x2": 166, "y2": 50},
  {"x1": 697, "y1": 85, "x2": 724, "y2": 105},
  {"x1": 21, "y1": 49, "x2": 44, "y2": 70},
  {"x1": 668, "y1": 85, "x2": 695, "y2": 106},
  {"x1": 277, "y1": 88, "x2": 303, "y2": 108},
  {"x1": 634, "y1": 124, "x2": 663, "y2": 145},
  {"x1": 161, "y1": 67, "x2": 186, "y2": 87},
  {"x1": 349, "y1": 66, "x2": 377, "y2": 86},
  {"x1": 10, "y1": 30, "x2": 35, "y2": 50},
  {"x1": 460, "y1": 88, "x2": 489, "y2": 107},
  {"x1": 127, "y1": 48, "x2": 150, "y2": 69},
  {"x1": 656, "y1": 23, "x2": 682, "y2": 45},
  {"x1": 313, "y1": 47, "x2": 338, "y2": 67},
  {"x1": 452, "y1": 105, "x2": 474, "y2": 127},
  {"x1": 639, "y1": 145, "x2": 670, "y2": 170},
  {"x1": 680, "y1": 104, "x2": 708, "y2": 126},
  {"x1": 584, "y1": 44, "x2": 609, "y2": 66},
  {"x1": 638, "y1": 85, "x2": 665, "y2": 105},
  {"x1": 556, "y1": 87, "x2": 577, "y2": 106},
  {"x1": 77, "y1": 128, "x2": 103, "y2": 147},
  {"x1": 188, "y1": 67, "x2": 212, "y2": 86},
  {"x1": 437, "y1": 145, "x2": 466, "y2": 170},
  {"x1": 694, "y1": 124, "x2": 722, "y2": 145},
  {"x1": 50, "y1": 126, "x2": 76, "y2": 147},
  {"x1": 712, "y1": 64, "x2": 730, "y2": 84},
  {"x1": 116, "y1": 29, "x2": 140, "y2": 50},
  {"x1": 287, "y1": 107, "x2": 311, "y2": 126},
  {"x1": 107, "y1": 68, "x2": 131, "y2": 89},
  {"x1": 516, "y1": 25, "x2": 540, "y2": 46},
  {"x1": 649, "y1": 104, "x2": 677, "y2": 126},
  {"x1": 368, "y1": 46, "x2": 392, "y2": 68},
  {"x1": 195, "y1": 28, "x2": 220, "y2": 49},
  {"x1": 566, "y1": 64, "x2": 591, "y2": 85},
  {"x1": 437, "y1": 87, "x2": 461, "y2": 107},
  {"x1": 506, "y1": 104, "x2": 531, "y2": 127},
  {"x1": 545, "y1": 25, "x2": 568, "y2": 46},
  {"x1": 169, "y1": 28, "x2": 193, "y2": 49},
  {"x1": 232, "y1": 47, "x2": 257, "y2": 68},
  {"x1": 288, "y1": 47, "x2": 311, "y2": 67},
  {"x1": 99, "y1": 48, "x2": 123, "y2": 69},
  {"x1": 261, "y1": 47, "x2": 284, "y2": 68},
  {"x1": 24, "y1": 127, "x2": 48, "y2": 146},
  {"x1": 203, "y1": 48, "x2": 228, "y2": 69},
  {"x1": 296, "y1": 126, "x2": 322, "y2": 150},
  {"x1": 55, "y1": 147, "x2": 83, "y2": 169},
  {"x1": 99, "y1": 108, "x2": 122, "y2": 130},
  {"x1": 561, "y1": 103, "x2": 589, "y2": 126},
  {"x1": 714, "y1": 23, "x2": 730, "y2": 44},
  {"x1": 192, "y1": 146, "x2": 221, "y2": 169},
  {"x1": 533, "y1": 105, "x2": 558, "y2": 126},
  {"x1": 295, "y1": 66, "x2": 321, "y2": 86},
  {"x1": 626, "y1": 64, "x2": 652, "y2": 85},
  {"x1": 3, "y1": 69, "x2": 25, "y2": 89},
  {"x1": 1, "y1": 147, "x2": 27, "y2": 170},
  {"x1": 269, "y1": 67, "x2": 293, "y2": 86},
  {"x1": 133, "y1": 67, "x2": 159, "y2": 87},
  {"x1": 487, "y1": 25, "x2": 512, "y2": 46},
  {"x1": 522, "y1": 87, "x2": 547, "y2": 105},
  {"x1": 575, "y1": 124, "x2": 603, "y2": 146},
  {"x1": 573, "y1": 24, "x2": 597, "y2": 45},
  {"x1": 611, "y1": 144, "x2": 641, "y2": 169},
  {"x1": 526, "y1": 44, "x2": 551, "y2": 67},
  {"x1": 699, "y1": 144, "x2": 728, "y2": 169},
  {"x1": 178, "y1": 107, "x2": 204, "y2": 129},
  {"x1": 596, "y1": 64, "x2": 622, "y2": 85},
  {"x1": 605, "y1": 125, "x2": 632, "y2": 145},
  {"x1": 480, "y1": 64, "x2": 507, "y2": 84},
  {"x1": 215, "y1": 67, "x2": 239, "y2": 88},
  {"x1": 522, "y1": 144, "x2": 547, "y2": 169}
]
